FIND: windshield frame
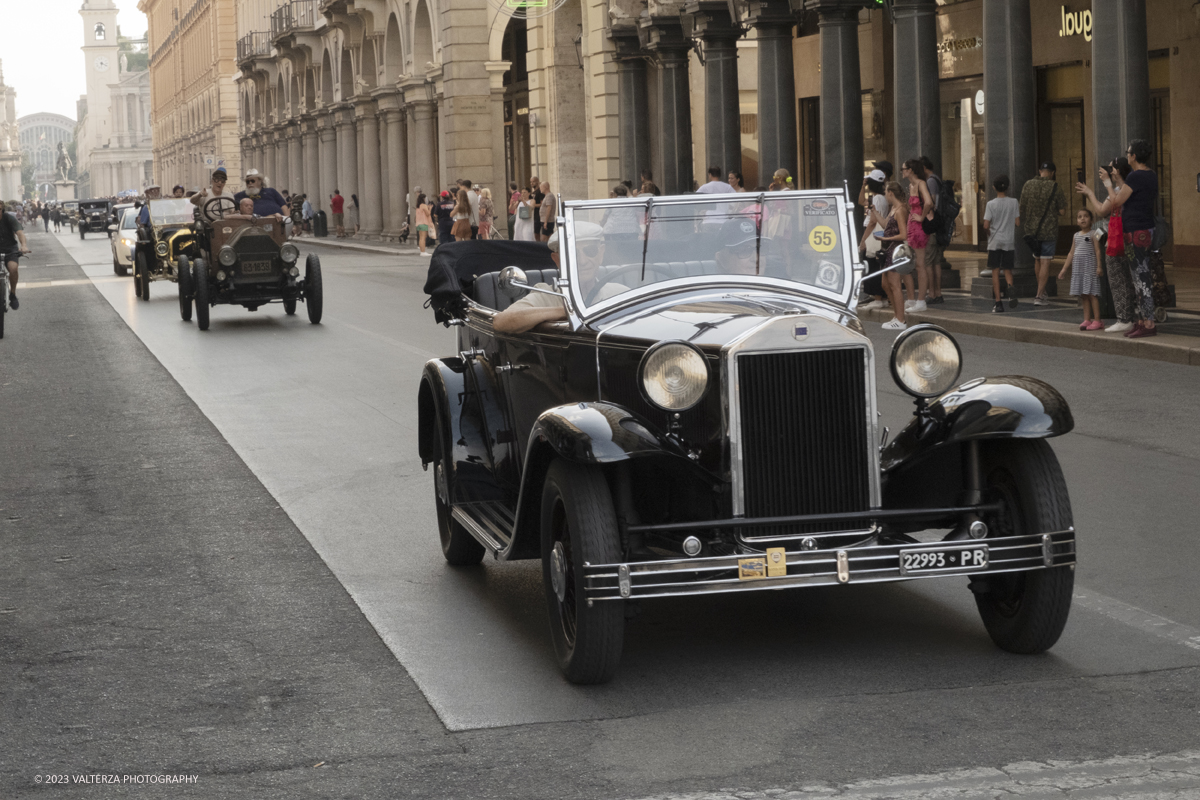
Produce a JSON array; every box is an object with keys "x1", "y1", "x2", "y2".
[
  {"x1": 148, "y1": 198, "x2": 195, "y2": 226},
  {"x1": 560, "y1": 189, "x2": 861, "y2": 322}
]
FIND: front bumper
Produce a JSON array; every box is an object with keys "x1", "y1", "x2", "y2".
[{"x1": 584, "y1": 529, "x2": 1076, "y2": 600}]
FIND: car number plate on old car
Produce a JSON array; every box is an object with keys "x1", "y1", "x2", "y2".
[
  {"x1": 241, "y1": 260, "x2": 273, "y2": 275},
  {"x1": 898, "y1": 544, "x2": 989, "y2": 576}
]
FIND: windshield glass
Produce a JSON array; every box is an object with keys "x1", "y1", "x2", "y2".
[
  {"x1": 564, "y1": 192, "x2": 852, "y2": 313},
  {"x1": 149, "y1": 198, "x2": 194, "y2": 225},
  {"x1": 119, "y1": 208, "x2": 137, "y2": 229}
]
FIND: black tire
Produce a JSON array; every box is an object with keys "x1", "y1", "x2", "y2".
[
  {"x1": 177, "y1": 255, "x2": 192, "y2": 322},
  {"x1": 0, "y1": 304, "x2": 5, "y2": 339},
  {"x1": 974, "y1": 439, "x2": 1074, "y2": 654},
  {"x1": 192, "y1": 258, "x2": 210, "y2": 331},
  {"x1": 134, "y1": 252, "x2": 149, "y2": 301},
  {"x1": 431, "y1": 410, "x2": 485, "y2": 566},
  {"x1": 541, "y1": 459, "x2": 625, "y2": 684},
  {"x1": 283, "y1": 297, "x2": 297, "y2": 315},
  {"x1": 79, "y1": 228, "x2": 85, "y2": 240},
  {"x1": 304, "y1": 253, "x2": 323, "y2": 324}
]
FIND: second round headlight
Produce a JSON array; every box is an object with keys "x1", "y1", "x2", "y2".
[
  {"x1": 280, "y1": 243, "x2": 299, "y2": 263},
  {"x1": 640, "y1": 342, "x2": 709, "y2": 411},
  {"x1": 218, "y1": 246, "x2": 237, "y2": 267},
  {"x1": 890, "y1": 324, "x2": 962, "y2": 398}
]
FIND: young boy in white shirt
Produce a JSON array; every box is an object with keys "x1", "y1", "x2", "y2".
[{"x1": 983, "y1": 175, "x2": 1020, "y2": 312}]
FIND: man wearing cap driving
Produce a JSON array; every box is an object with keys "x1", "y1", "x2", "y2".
[
  {"x1": 137, "y1": 185, "x2": 162, "y2": 226},
  {"x1": 191, "y1": 167, "x2": 238, "y2": 221},
  {"x1": 494, "y1": 222, "x2": 629, "y2": 334},
  {"x1": 1019, "y1": 161, "x2": 1066, "y2": 304}
]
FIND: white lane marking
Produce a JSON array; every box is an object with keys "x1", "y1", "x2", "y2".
[
  {"x1": 1074, "y1": 588, "x2": 1200, "y2": 652},
  {"x1": 627, "y1": 749, "x2": 1200, "y2": 799},
  {"x1": 18, "y1": 277, "x2": 126, "y2": 289}
]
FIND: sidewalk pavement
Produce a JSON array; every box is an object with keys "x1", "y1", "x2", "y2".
[{"x1": 300, "y1": 235, "x2": 1200, "y2": 366}]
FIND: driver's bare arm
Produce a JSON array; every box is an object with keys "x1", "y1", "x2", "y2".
[{"x1": 494, "y1": 303, "x2": 567, "y2": 334}]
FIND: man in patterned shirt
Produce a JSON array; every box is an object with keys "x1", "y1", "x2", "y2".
[{"x1": 1018, "y1": 162, "x2": 1066, "y2": 305}]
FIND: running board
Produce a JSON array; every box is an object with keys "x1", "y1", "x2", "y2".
[{"x1": 450, "y1": 501, "x2": 515, "y2": 555}]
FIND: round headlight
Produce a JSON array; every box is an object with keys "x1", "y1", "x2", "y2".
[
  {"x1": 280, "y1": 243, "x2": 299, "y2": 263},
  {"x1": 218, "y1": 246, "x2": 237, "y2": 267},
  {"x1": 216, "y1": 270, "x2": 227, "y2": 282},
  {"x1": 289, "y1": 266, "x2": 299, "y2": 277},
  {"x1": 155, "y1": 242, "x2": 169, "y2": 257},
  {"x1": 890, "y1": 324, "x2": 963, "y2": 398},
  {"x1": 640, "y1": 342, "x2": 709, "y2": 411}
]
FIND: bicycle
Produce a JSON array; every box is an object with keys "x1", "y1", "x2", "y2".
[{"x1": 1, "y1": 249, "x2": 29, "y2": 340}]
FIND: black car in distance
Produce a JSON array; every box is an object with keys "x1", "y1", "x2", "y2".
[{"x1": 420, "y1": 190, "x2": 1077, "y2": 684}]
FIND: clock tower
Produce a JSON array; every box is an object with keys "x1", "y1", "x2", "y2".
[{"x1": 80, "y1": 0, "x2": 119, "y2": 153}]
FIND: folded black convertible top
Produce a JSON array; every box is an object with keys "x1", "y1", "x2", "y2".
[{"x1": 423, "y1": 240, "x2": 555, "y2": 324}]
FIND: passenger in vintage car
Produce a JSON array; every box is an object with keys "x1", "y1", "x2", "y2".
[{"x1": 493, "y1": 221, "x2": 629, "y2": 334}]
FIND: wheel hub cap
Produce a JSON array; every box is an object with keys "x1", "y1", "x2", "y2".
[
  {"x1": 434, "y1": 463, "x2": 448, "y2": 503},
  {"x1": 550, "y1": 542, "x2": 567, "y2": 603}
]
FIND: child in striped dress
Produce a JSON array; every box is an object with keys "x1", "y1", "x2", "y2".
[{"x1": 1059, "y1": 209, "x2": 1104, "y2": 330}]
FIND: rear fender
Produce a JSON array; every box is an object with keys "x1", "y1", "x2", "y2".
[
  {"x1": 418, "y1": 357, "x2": 490, "y2": 507},
  {"x1": 881, "y1": 376, "x2": 1073, "y2": 506},
  {"x1": 504, "y1": 402, "x2": 712, "y2": 561}
]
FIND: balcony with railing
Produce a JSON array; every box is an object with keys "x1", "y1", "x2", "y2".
[
  {"x1": 270, "y1": 0, "x2": 317, "y2": 41},
  {"x1": 236, "y1": 32, "x2": 272, "y2": 65}
]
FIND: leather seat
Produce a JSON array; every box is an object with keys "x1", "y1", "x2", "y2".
[{"x1": 471, "y1": 269, "x2": 559, "y2": 311}]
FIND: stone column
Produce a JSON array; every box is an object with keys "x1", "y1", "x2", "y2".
[
  {"x1": 409, "y1": 100, "x2": 438, "y2": 211},
  {"x1": 263, "y1": 131, "x2": 278, "y2": 188},
  {"x1": 747, "y1": 0, "x2": 798, "y2": 182},
  {"x1": 379, "y1": 95, "x2": 408, "y2": 240},
  {"x1": 817, "y1": 5, "x2": 864, "y2": 190},
  {"x1": 356, "y1": 100, "x2": 384, "y2": 238},
  {"x1": 317, "y1": 112, "x2": 338, "y2": 213},
  {"x1": 301, "y1": 117, "x2": 319, "y2": 208},
  {"x1": 977, "y1": 0, "x2": 1039, "y2": 295},
  {"x1": 334, "y1": 106, "x2": 359, "y2": 203},
  {"x1": 892, "y1": 0, "x2": 940, "y2": 165},
  {"x1": 1091, "y1": 0, "x2": 1151, "y2": 176},
  {"x1": 287, "y1": 123, "x2": 302, "y2": 195},
  {"x1": 641, "y1": 17, "x2": 694, "y2": 195},
  {"x1": 378, "y1": 110, "x2": 391, "y2": 235},
  {"x1": 687, "y1": 2, "x2": 743, "y2": 178},
  {"x1": 611, "y1": 30, "x2": 652, "y2": 188}
]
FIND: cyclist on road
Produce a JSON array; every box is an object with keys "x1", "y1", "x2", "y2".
[{"x1": 2, "y1": 202, "x2": 31, "y2": 310}]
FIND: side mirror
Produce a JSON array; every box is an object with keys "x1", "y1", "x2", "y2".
[
  {"x1": 498, "y1": 265, "x2": 530, "y2": 298},
  {"x1": 891, "y1": 244, "x2": 916, "y2": 276},
  {"x1": 107, "y1": 224, "x2": 118, "y2": 232}
]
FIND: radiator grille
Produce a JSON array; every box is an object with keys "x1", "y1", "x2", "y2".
[{"x1": 737, "y1": 348, "x2": 871, "y2": 535}]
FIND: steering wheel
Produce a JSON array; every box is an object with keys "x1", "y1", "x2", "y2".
[
  {"x1": 597, "y1": 262, "x2": 680, "y2": 287},
  {"x1": 203, "y1": 196, "x2": 239, "y2": 219}
]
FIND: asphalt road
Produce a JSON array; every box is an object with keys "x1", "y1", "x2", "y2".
[{"x1": 3, "y1": 227, "x2": 1200, "y2": 798}]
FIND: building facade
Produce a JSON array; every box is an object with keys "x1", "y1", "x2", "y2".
[
  {"x1": 76, "y1": 0, "x2": 155, "y2": 197},
  {"x1": 0, "y1": 61, "x2": 21, "y2": 201},
  {"x1": 17, "y1": 114, "x2": 77, "y2": 198},
  {"x1": 139, "y1": 0, "x2": 242, "y2": 193}
]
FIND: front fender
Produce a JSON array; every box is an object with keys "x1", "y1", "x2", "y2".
[
  {"x1": 504, "y1": 402, "x2": 712, "y2": 561},
  {"x1": 881, "y1": 375, "x2": 1073, "y2": 473}
]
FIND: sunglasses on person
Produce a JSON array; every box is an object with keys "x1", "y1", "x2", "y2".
[
  {"x1": 212, "y1": 176, "x2": 227, "y2": 183},
  {"x1": 728, "y1": 241, "x2": 757, "y2": 258},
  {"x1": 578, "y1": 242, "x2": 602, "y2": 257}
]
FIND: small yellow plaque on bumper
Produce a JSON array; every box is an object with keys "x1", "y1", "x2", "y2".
[
  {"x1": 766, "y1": 547, "x2": 787, "y2": 577},
  {"x1": 738, "y1": 557, "x2": 766, "y2": 580}
]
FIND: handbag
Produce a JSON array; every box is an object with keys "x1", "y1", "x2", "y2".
[
  {"x1": 518, "y1": 204, "x2": 530, "y2": 220},
  {"x1": 1106, "y1": 214, "x2": 1125, "y2": 257}
]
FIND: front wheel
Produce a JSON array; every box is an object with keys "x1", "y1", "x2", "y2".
[
  {"x1": 974, "y1": 440, "x2": 1074, "y2": 654},
  {"x1": 177, "y1": 255, "x2": 193, "y2": 322},
  {"x1": 283, "y1": 297, "x2": 297, "y2": 315},
  {"x1": 134, "y1": 252, "x2": 150, "y2": 301},
  {"x1": 192, "y1": 258, "x2": 210, "y2": 331},
  {"x1": 304, "y1": 253, "x2": 323, "y2": 324},
  {"x1": 431, "y1": 413, "x2": 485, "y2": 566},
  {"x1": 541, "y1": 460, "x2": 625, "y2": 684}
]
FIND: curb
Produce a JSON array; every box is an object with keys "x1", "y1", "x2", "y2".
[{"x1": 860, "y1": 305, "x2": 1200, "y2": 366}]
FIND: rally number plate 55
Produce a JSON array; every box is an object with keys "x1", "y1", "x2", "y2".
[{"x1": 898, "y1": 544, "x2": 989, "y2": 576}]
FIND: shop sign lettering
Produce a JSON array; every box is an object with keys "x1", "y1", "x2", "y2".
[
  {"x1": 936, "y1": 36, "x2": 981, "y2": 55},
  {"x1": 1059, "y1": 5, "x2": 1092, "y2": 42}
]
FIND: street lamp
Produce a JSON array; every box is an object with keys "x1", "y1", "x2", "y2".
[
  {"x1": 573, "y1": 25, "x2": 584, "y2": 70},
  {"x1": 424, "y1": 77, "x2": 436, "y2": 102}
]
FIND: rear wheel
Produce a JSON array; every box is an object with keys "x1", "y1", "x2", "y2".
[
  {"x1": 192, "y1": 258, "x2": 210, "y2": 331},
  {"x1": 134, "y1": 252, "x2": 149, "y2": 301},
  {"x1": 541, "y1": 460, "x2": 625, "y2": 684},
  {"x1": 974, "y1": 440, "x2": 1074, "y2": 654},
  {"x1": 304, "y1": 253, "x2": 323, "y2": 324},
  {"x1": 177, "y1": 255, "x2": 192, "y2": 322}
]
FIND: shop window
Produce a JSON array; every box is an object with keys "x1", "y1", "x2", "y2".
[
  {"x1": 1037, "y1": 64, "x2": 1087, "y2": 255},
  {"x1": 1152, "y1": 92, "x2": 1172, "y2": 261}
]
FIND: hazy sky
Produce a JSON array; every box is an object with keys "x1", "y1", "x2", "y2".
[{"x1": 2, "y1": 0, "x2": 148, "y2": 122}]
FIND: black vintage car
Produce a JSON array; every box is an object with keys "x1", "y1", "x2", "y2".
[
  {"x1": 419, "y1": 191, "x2": 1077, "y2": 685},
  {"x1": 78, "y1": 199, "x2": 112, "y2": 239},
  {"x1": 185, "y1": 196, "x2": 322, "y2": 331}
]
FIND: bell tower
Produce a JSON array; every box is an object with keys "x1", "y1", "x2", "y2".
[{"x1": 80, "y1": 0, "x2": 120, "y2": 152}]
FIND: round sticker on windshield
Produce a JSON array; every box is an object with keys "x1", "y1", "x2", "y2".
[{"x1": 809, "y1": 226, "x2": 837, "y2": 253}]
